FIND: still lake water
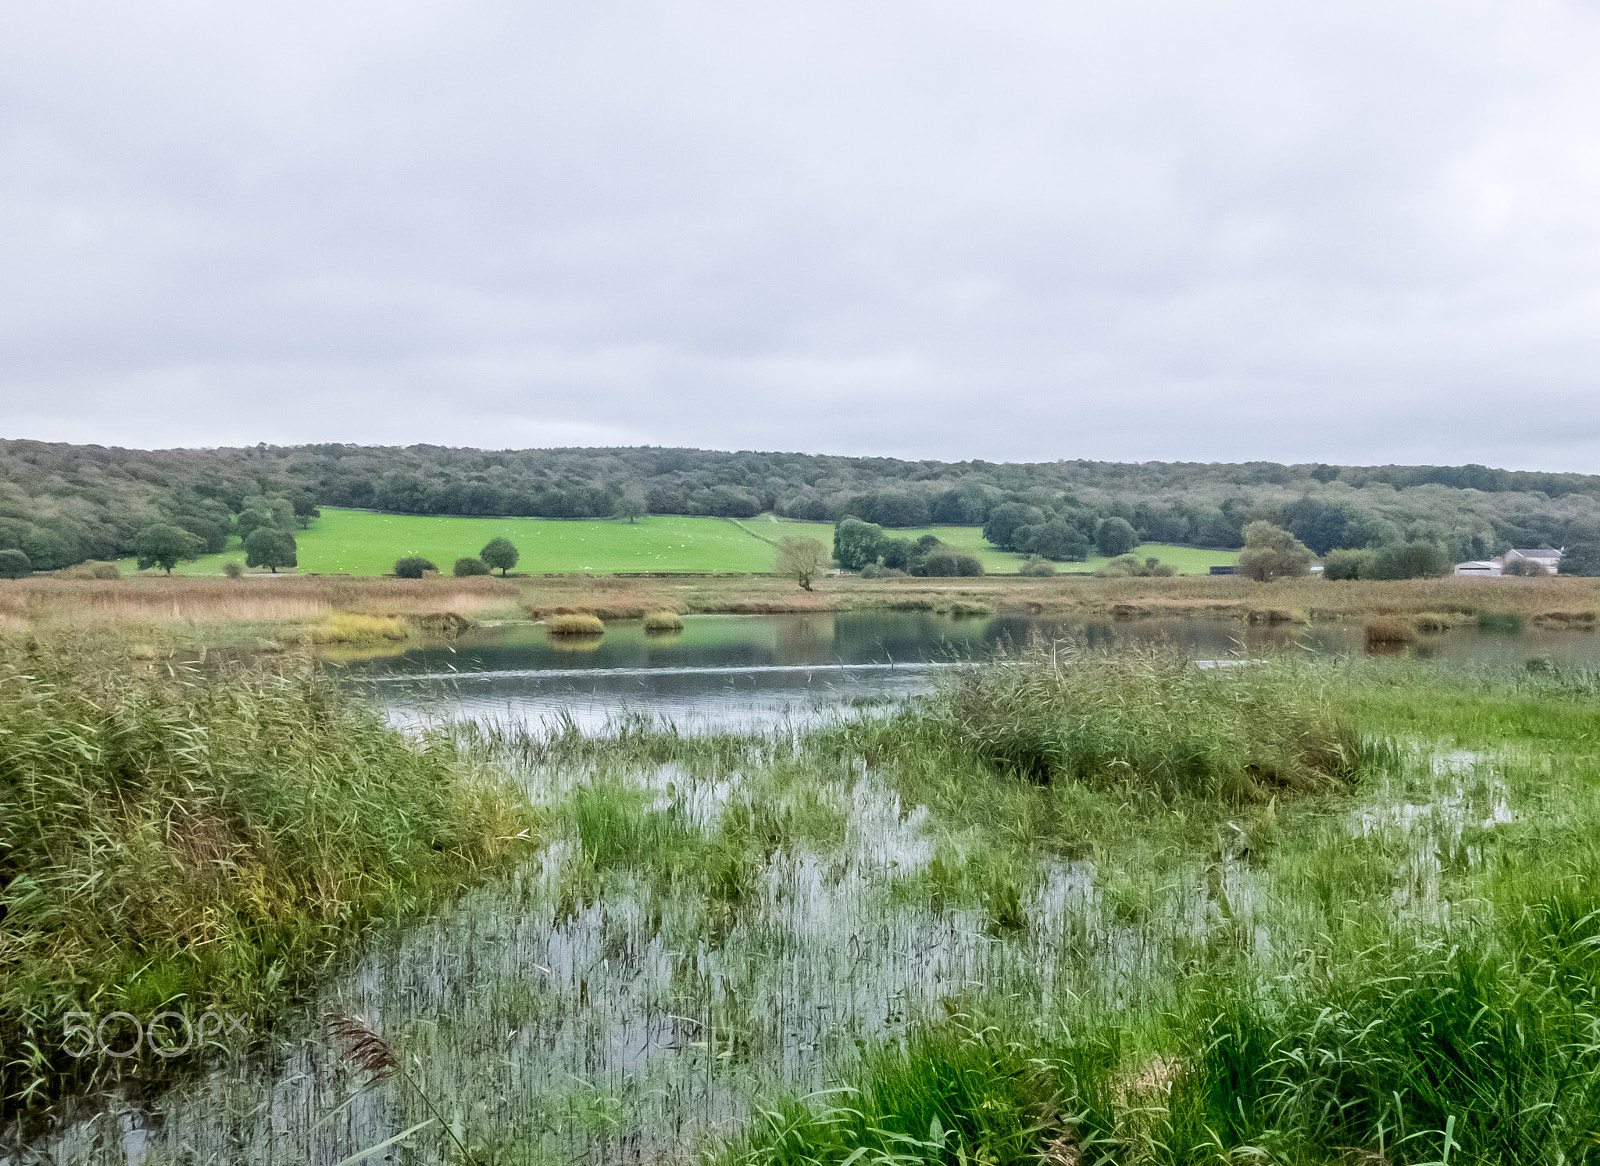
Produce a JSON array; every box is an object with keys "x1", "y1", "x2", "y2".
[
  {"x1": 339, "y1": 610, "x2": 1600, "y2": 734},
  {"x1": 20, "y1": 611, "x2": 1600, "y2": 1164}
]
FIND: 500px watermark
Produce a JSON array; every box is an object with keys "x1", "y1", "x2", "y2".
[{"x1": 62, "y1": 1010, "x2": 248, "y2": 1059}]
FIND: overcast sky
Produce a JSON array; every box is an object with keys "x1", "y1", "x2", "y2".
[{"x1": 3, "y1": 3, "x2": 1599, "y2": 470}]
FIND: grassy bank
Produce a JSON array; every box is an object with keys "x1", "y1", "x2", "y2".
[{"x1": 0, "y1": 634, "x2": 536, "y2": 1112}]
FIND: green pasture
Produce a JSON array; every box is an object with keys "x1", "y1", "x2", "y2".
[
  {"x1": 117, "y1": 509, "x2": 837, "y2": 576},
  {"x1": 115, "y1": 508, "x2": 1238, "y2": 577}
]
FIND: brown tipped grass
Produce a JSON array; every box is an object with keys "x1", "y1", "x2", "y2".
[
  {"x1": 546, "y1": 613, "x2": 605, "y2": 636},
  {"x1": 1364, "y1": 617, "x2": 1416, "y2": 647},
  {"x1": 1412, "y1": 611, "x2": 1464, "y2": 632},
  {"x1": 1, "y1": 575, "x2": 515, "y2": 637},
  {"x1": 642, "y1": 610, "x2": 685, "y2": 632},
  {"x1": 309, "y1": 613, "x2": 409, "y2": 645}
]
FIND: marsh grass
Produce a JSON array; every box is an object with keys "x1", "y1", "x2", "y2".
[
  {"x1": 1365, "y1": 617, "x2": 1417, "y2": 646},
  {"x1": 309, "y1": 612, "x2": 410, "y2": 644},
  {"x1": 643, "y1": 610, "x2": 686, "y2": 631},
  {"x1": 920, "y1": 646, "x2": 1365, "y2": 801},
  {"x1": 0, "y1": 633, "x2": 535, "y2": 1112},
  {"x1": 546, "y1": 613, "x2": 606, "y2": 636},
  {"x1": 28, "y1": 652, "x2": 1600, "y2": 1165}
]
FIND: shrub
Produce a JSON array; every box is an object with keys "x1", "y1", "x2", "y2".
[
  {"x1": 1562, "y1": 543, "x2": 1600, "y2": 576},
  {"x1": 1320, "y1": 548, "x2": 1373, "y2": 580},
  {"x1": 859, "y1": 562, "x2": 887, "y2": 578},
  {"x1": 833, "y1": 518, "x2": 884, "y2": 571},
  {"x1": 546, "y1": 613, "x2": 605, "y2": 636},
  {"x1": 1095, "y1": 554, "x2": 1173, "y2": 578},
  {"x1": 1366, "y1": 541, "x2": 1450, "y2": 580},
  {"x1": 917, "y1": 549, "x2": 984, "y2": 577},
  {"x1": 1094, "y1": 516, "x2": 1139, "y2": 557},
  {"x1": 983, "y1": 503, "x2": 1046, "y2": 551},
  {"x1": 1021, "y1": 519, "x2": 1089, "y2": 561},
  {"x1": 480, "y1": 537, "x2": 519, "y2": 575},
  {"x1": 1238, "y1": 521, "x2": 1314, "y2": 581},
  {"x1": 394, "y1": 556, "x2": 437, "y2": 579},
  {"x1": 1504, "y1": 557, "x2": 1548, "y2": 577},
  {"x1": 0, "y1": 549, "x2": 30, "y2": 579},
  {"x1": 53, "y1": 560, "x2": 120, "y2": 580},
  {"x1": 1018, "y1": 556, "x2": 1056, "y2": 577},
  {"x1": 643, "y1": 611, "x2": 685, "y2": 632},
  {"x1": 222, "y1": 560, "x2": 244, "y2": 579},
  {"x1": 879, "y1": 537, "x2": 914, "y2": 571},
  {"x1": 453, "y1": 556, "x2": 491, "y2": 577}
]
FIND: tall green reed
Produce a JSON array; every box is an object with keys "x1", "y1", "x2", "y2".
[{"x1": 0, "y1": 633, "x2": 535, "y2": 1111}]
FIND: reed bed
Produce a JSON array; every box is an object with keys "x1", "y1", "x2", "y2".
[
  {"x1": 0, "y1": 633, "x2": 535, "y2": 1113},
  {"x1": 0, "y1": 575, "x2": 517, "y2": 636}
]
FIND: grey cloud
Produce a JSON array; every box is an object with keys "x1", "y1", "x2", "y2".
[{"x1": 3, "y1": 1, "x2": 1599, "y2": 469}]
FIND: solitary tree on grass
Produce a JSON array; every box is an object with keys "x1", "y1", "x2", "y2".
[
  {"x1": 244, "y1": 528, "x2": 297, "y2": 573},
  {"x1": 0, "y1": 549, "x2": 31, "y2": 579},
  {"x1": 137, "y1": 524, "x2": 204, "y2": 575},
  {"x1": 613, "y1": 492, "x2": 647, "y2": 524},
  {"x1": 480, "y1": 537, "x2": 519, "y2": 575},
  {"x1": 775, "y1": 537, "x2": 827, "y2": 591}
]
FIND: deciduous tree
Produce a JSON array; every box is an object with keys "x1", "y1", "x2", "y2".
[
  {"x1": 774, "y1": 536, "x2": 827, "y2": 590},
  {"x1": 137, "y1": 524, "x2": 203, "y2": 575},
  {"x1": 244, "y1": 528, "x2": 297, "y2": 573},
  {"x1": 480, "y1": 537, "x2": 519, "y2": 575}
]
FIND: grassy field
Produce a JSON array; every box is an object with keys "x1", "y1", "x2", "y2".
[
  {"x1": 116, "y1": 509, "x2": 838, "y2": 577},
  {"x1": 113, "y1": 508, "x2": 1238, "y2": 577}
]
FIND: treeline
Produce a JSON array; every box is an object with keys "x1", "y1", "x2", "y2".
[{"x1": 3, "y1": 438, "x2": 1600, "y2": 571}]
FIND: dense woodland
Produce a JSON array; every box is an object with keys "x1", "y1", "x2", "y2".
[{"x1": 2, "y1": 438, "x2": 1597, "y2": 571}]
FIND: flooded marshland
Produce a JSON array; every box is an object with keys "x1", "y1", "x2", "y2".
[{"x1": 15, "y1": 612, "x2": 1600, "y2": 1164}]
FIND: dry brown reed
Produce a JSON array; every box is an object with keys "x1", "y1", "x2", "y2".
[
  {"x1": 4, "y1": 575, "x2": 518, "y2": 634},
  {"x1": 1364, "y1": 618, "x2": 1417, "y2": 647},
  {"x1": 546, "y1": 613, "x2": 605, "y2": 636}
]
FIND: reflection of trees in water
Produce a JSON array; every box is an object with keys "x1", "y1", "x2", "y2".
[{"x1": 774, "y1": 614, "x2": 835, "y2": 659}]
